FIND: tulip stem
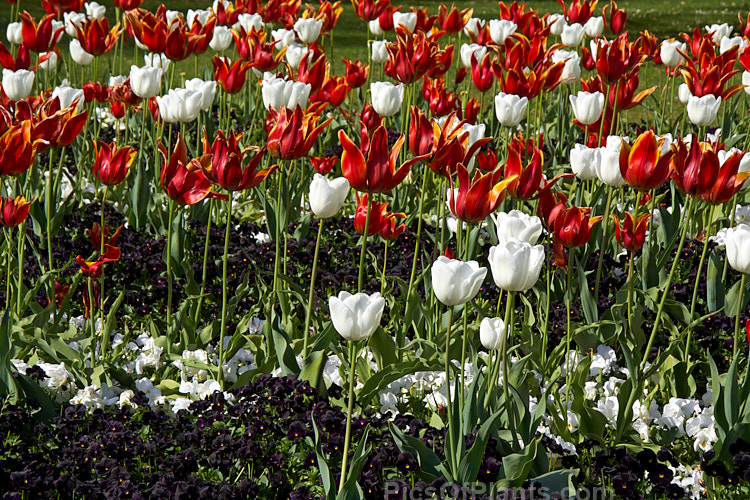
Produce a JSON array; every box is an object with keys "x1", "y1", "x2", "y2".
[
  {"x1": 166, "y1": 199, "x2": 175, "y2": 355},
  {"x1": 99, "y1": 186, "x2": 108, "y2": 358},
  {"x1": 502, "y1": 290, "x2": 519, "y2": 448},
  {"x1": 593, "y1": 186, "x2": 613, "y2": 301},
  {"x1": 339, "y1": 340, "x2": 357, "y2": 493},
  {"x1": 15, "y1": 220, "x2": 25, "y2": 317},
  {"x1": 272, "y1": 169, "x2": 283, "y2": 295},
  {"x1": 194, "y1": 197, "x2": 214, "y2": 330},
  {"x1": 734, "y1": 274, "x2": 747, "y2": 359},
  {"x1": 4, "y1": 228, "x2": 12, "y2": 310},
  {"x1": 357, "y1": 194, "x2": 372, "y2": 293},
  {"x1": 685, "y1": 204, "x2": 715, "y2": 362},
  {"x1": 642, "y1": 197, "x2": 695, "y2": 372},
  {"x1": 443, "y1": 307, "x2": 457, "y2": 477},
  {"x1": 405, "y1": 167, "x2": 428, "y2": 323},
  {"x1": 627, "y1": 250, "x2": 634, "y2": 333},
  {"x1": 380, "y1": 239, "x2": 388, "y2": 296},
  {"x1": 45, "y1": 148, "x2": 55, "y2": 273},
  {"x1": 218, "y1": 198, "x2": 233, "y2": 390},
  {"x1": 564, "y1": 247, "x2": 575, "y2": 413},
  {"x1": 303, "y1": 219, "x2": 324, "y2": 360}
]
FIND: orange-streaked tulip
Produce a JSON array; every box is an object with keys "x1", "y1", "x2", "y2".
[
  {"x1": 437, "y1": 4, "x2": 472, "y2": 34},
  {"x1": 471, "y1": 53, "x2": 494, "y2": 93},
  {"x1": 613, "y1": 212, "x2": 650, "y2": 251},
  {"x1": 448, "y1": 163, "x2": 516, "y2": 223},
  {"x1": 618, "y1": 130, "x2": 673, "y2": 191},
  {"x1": 340, "y1": 125, "x2": 423, "y2": 194},
  {"x1": 0, "y1": 42, "x2": 30, "y2": 71},
  {"x1": 87, "y1": 223, "x2": 122, "y2": 251},
  {"x1": 266, "y1": 106, "x2": 332, "y2": 160},
  {"x1": 310, "y1": 155, "x2": 337, "y2": 174},
  {"x1": 233, "y1": 27, "x2": 285, "y2": 72},
  {"x1": 553, "y1": 206, "x2": 602, "y2": 249},
  {"x1": 74, "y1": 17, "x2": 122, "y2": 57},
  {"x1": 0, "y1": 196, "x2": 32, "y2": 227},
  {"x1": 91, "y1": 141, "x2": 136, "y2": 186},
  {"x1": 76, "y1": 244, "x2": 121, "y2": 279},
  {"x1": 19, "y1": 11, "x2": 64, "y2": 54},
  {"x1": 351, "y1": 0, "x2": 390, "y2": 21},
  {"x1": 200, "y1": 128, "x2": 277, "y2": 191},
  {"x1": 212, "y1": 56, "x2": 252, "y2": 94},
  {"x1": 158, "y1": 133, "x2": 229, "y2": 205},
  {"x1": 31, "y1": 96, "x2": 89, "y2": 151},
  {"x1": 114, "y1": 0, "x2": 143, "y2": 10},
  {"x1": 354, "y1": 192, "x2": 406, "y2": 239},
  {"x1": 602, "y1": 0, "x2": 626, "y2": 34},
  {"x1": 48, "y1": 279, "x2": 70, "y2": 310},
  {"x1": 343, "y1": 59, "x2": 369, "y2": 88},
  {"x1": 0, "y1": 121, "x2": 39, "y2": 176}
]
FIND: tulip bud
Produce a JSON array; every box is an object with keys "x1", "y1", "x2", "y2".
[
  {"x1": 368, "y1": 18, "x2": 384, "y2": 36},
  {"x1": 6, "y1": 22, "x2": 22, "y2": 45},
  {"x1": 687, "y1": 94, "x2": 721, "y2": 127},
  {"x1": 156, "y1": 88, "x2": 202, "y2": 123},
  {"x1": 489, "y1": 19, "x2": 517, "y2": 44},
  {"x1": 185, "y1": 78, "x2": 217, "y2": 111},
  {"x1": 370, "y1": 81, "x2": 404, "y2": 117},
  {"x1": 677, "y1": 83, "x2": 692, "y2": 104},
  {"x1": 431, "y1": 256, "x2": 487, "y2": 306},
  {"x1": 569, "y1": 91, "x2": 604, "y2": 125},
  {"x1": 488, "y1": 238, "x2": 545, "y2": 292},
  {"x1": 570, "y1": 143, "x2": 600, "y2": 180},
  {"x1": 371, "y1": 40, "x2": 388, "y2": 64},
  {"x1": 744, "y1": 72, "x2": 750, "y2": 96},
  {"x1": 294, "y1": 17, "x2": 323, "y2": 44},
  {"x1": 480, "y1": 317, "x2": 506, "y2": 351},
  {"x1": 0, "y1": 196, "x2": 32, "y2": 228},
  {"x1": 309, "y1": 173, "x2": 349, "y2": 218},
  {"x1": 551, "y1": 49, "x2": 581, "y2": 81},
  {"x1": 494, "y1": 92, "x2": 528, "y2": 127},
  {"x1": 561, "y1": 23, "x2": 585, "y2": 46},
  {"x1": 328, "y1": 291, "x2": 385, "y2": 341},
  {"x1": 70, "y1": 39, "x2": 94, "y2": 66},
  {"x1": 584, "y1": 16, "x2": 604, "y2": 37},
  {"x1": 596, "y1": 138, "x2": 627, "y2": 187},
  {"x1": 392, "y1": 12, "x2": 417, "y2": 32},
  {"x1": 548, "y1": 14, "x2": 567, "y2": 36},
  {"x1": 210, "y1": 26, "x2": 234, "y2": 52},
  {"x1": 2, "y1": 68, "x2": 34, "y2": 101},
  {"x1": 725, "y1": 224, "x2": 750, "y2": 274},
  {"x1": 659, "y1": 39, "x2": 686, "y2": 67},
  {"x1": 491, "y1": 210, "x2": 543, "y2": 244},
  {"x1": 130, "y1": 65, "x2": 162, "y2": 99}
]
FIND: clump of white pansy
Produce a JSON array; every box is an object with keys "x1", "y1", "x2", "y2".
[
  {"x1": 69, "y1": 383, "x2": 123, "y2": 411},
  {"x1": 95, "y1": 106, "x2": 127, "y2": 131}
]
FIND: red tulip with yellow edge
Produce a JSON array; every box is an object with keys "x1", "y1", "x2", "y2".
[
  {"x1": 200, "y1": 128, "x2": 277, "y2": 191},
  {"x1": 618, "y1": 130, "x2": 673, "y2": 191},
  {"x1": 267, "y1": 106, "x2": 332, "y2": 161},
  {"x1": 158, "y1": 133, "x2": 228, "y2": 205},
  {"x1": 613, "y1": 212, "x2": 650, "y2": 251},
  {"x1": 0, "y1": 196, "x2": 32, "y2": 228},
  {"x1": 448, "y1": 163, "x2": 516, "y2": 223},
  {"x1": 91, "y1": 141, "x2": 137, "y2": 186}
]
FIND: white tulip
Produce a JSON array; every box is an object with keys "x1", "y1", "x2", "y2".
[
  {"x1": 6, "y1": 22, "x2": 22, "y2": 45},
  {"x1": 144, "y1": 53, "x2": 171, "y2": 71},
  {"x1": 187, "y1": 9, "x2": 211, "y2": 28},
  {"x1": 309, "y1": 174, "x2": 349, "y2": 218},
  {"x1": 494, "y1": 92, "x2": 528, "y2": 127},
  {"x1": 64, "y1": 12, "x2": 86, "y2": 38},
  {"x1": 678, "y1": 83, "x2": 692, "y2": 104},
  {"x1": 720, "y1": 36, "x2": 746, "y2": 54},
  {"x1": 548, "y1": 13, "x2": 567, "y2": 36},
  {"x1": 464, "y1": 18, "x2": 485, "y2": 37},
  {"x1": 570, "y1": 143, "x2": 600, "y2": 180},
  {"x1": 185, "y1": 78, "x2": 217, "y2": 111},
  {"x1": 370, "y1": 81, "x2": 403, "y2": 117},
  {"x1": 584, "y1": 16, "x2": 604, "y2": 38},
  {"x1": 491, "y1": 210, "x2": 543, "y2": 244},
  {"x1": 725, "y1": 224, "x2": 750, "y2": 274},
  {"x1": 369, "y1": 19, "x2": 384, "y2": 36},
  {"x1": 156, "y1": 88, "x2": 202, "y2": 123},
  {"x1": 285, "y1": 43, "x2": 308, "y2": 69},
  {"x1": 52, "y1": 85, "x2": 84, "y2": 111},
  {"x1": 551, "y1": 49, "x2": 581, "y2": 81},
  {"x1": 38, "y1": 51, "x2": 57, "y2": 72},
  {"x1": 489, "y1": 19, "x2": 517, "y2": 45},
  {"x1": 705, "y1": 23, "x2": 732, "y2": 45},
  {"x1": 210, "y1": 26, "x2": 234, "y2": 51},
  {"x1": 460, "y1": 43, "x2": 487, "y2": 68},
  {"x1": 488, "y1": 238, "x2": 545, "y2": 292},
  {"x1": 294, "y1": 17, "x2": 323, "y2": 44},
  {"x1": 371, "y1": 40, "x2": 388, "y2": 64},
  {"x1": 687, "y1": 94, "x2": 721, "y2": 127},
  {"x1": 69, "y1": 39, "x2": 94, "y2": 66},
  {"x1": 261, "y1": 74, "x2": 311, "y2": 111},
  {"x1": 596, "y1": 137, "x2": 627, "y2": 187},
  {"x1": 328, "y1": 291, "x2": 385, "y2": 341},
  {"x1": 1, "y1": 69, "x2": 34, "y2": 101},
  {"x1": 569, "y1": 90, "x2": 605, "y2": 125},
  {"x1": 480, "y1": 317, "x2": 507, "y2": 351},
  {"x1": 393, "y1": 12, "x2": 417, "y2": 32},
  {"x1": 561, "y1": 23, "x2": 585, "y2": 47},
  {"x1": 431, "y1": 256, "x2": 487, "y2": 306},
  {"x1": 743, "y1": 72, "x2": 750, "y2": 96},
  {"x1": 234, "y1": 13, "x2": 264, "y2": 33},
  {"x1": 84, "y1": 1, "x2": 106, "y2": 19},
  {"x1": 130, "y1": 65, "x2": 163, "y2": 99},
  {"x1": 271, "y1": 29, "x2": 295, "y2": 50},
  {"x1": 660, "y1": 40, "x2": 686, "y2": 67}
]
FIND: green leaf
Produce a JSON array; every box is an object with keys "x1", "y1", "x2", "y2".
[
  {"x1": 388, "y1": 421, "x2": 445, "y2": 482},
  {"x1": 357, "y1": 359, "x2": 442, "y2": 405},
  {"x1": 576, "y1": 255, "x2": 598, "y2": 323},
  {"x1": 706, "y1": 247, "x2": 724, "y2": 312},
  {"x1": 501, "y1": 438, "x2": 542, "y2": 487},
  {"x1": 457, "y1": 409, "x2": 502, "y2": 483},
  {"x1": 312, "y1": 417, "x2": 336, "y2": 500},
  {"x1": 337, "y1": 426, "x2": 371, "y2": 500}
]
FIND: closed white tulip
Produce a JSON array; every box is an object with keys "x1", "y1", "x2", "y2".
[
  {"x1": 548, "y1": 13, "x2": 567, "y2": 36},
  {"x1": 309, "y1": 174, "x2": 349, "y2": 218},
  {"x1": 488, "y1": 238, "x2": 545, "y2": 292},
  {"x1": 464, "y1": 18, "x2": 485, "y2": 37},
  {"x1": 494, "y1": 92, "x2": 528, "y2": 127},
  {"x1": 431, "y1": 256, "x2": 487, "y2": 306},
  {"x1": 660, "y1": 40, "x2": 686, "y2": 67},
  {"x1": 285, "y1": 42, "x2": 308, "y2": 69},
  {"x1": 272, "y1": 29, "x2": 296, "y2": 50},
  {"x1": 234, "y1": 13, "x2": 264, "y2": 33},
  {"x1": 261, "y1": 74, "x2": 311, "y2": 110},
  {"x1": 369, "y1": 19, "x2": 384, "y2": 36},
  {"x1": 156, "y1": 88, "x2": 202, "y2": 123},
  {"x1": 687, "y1": 94, "x2": 721, "y2": 127},
  {"x1": 551, "y1": 49, "x2": 581, "y2": 81},
  {"x1": 70, "y1": 39, "x2": 94, "y2": 66},
  {"x1": 743, "y1": 72, "x2": 750, "y2": 96},
  {"x1": 52, "y1": 85, "x2": 84, "y2": 111},
  {"x1": 720, "y1": 36, "x2": 746, "y2": 54},
  {"x1": 371, "y1": 40, "x2": 388, "y2": 64},
  {"x1": 38, "y1": 51, "x2": 57, "y2": 72},
  {"x1": 210, "y1": 26, "x2": 233, "y2": 51},
  {"x1": 596, "y1": 137, "x2": 627, "y2": 187},
  {"x1": 294, "y1": 18, "x2": 323, "y2": 44},
  {"x1": 6, "y1": 22, "x2": 22, "y2": 45},
  {"x1": 725, "y1": 224, "x2": 750, "y2": 274},
  {"x1": 392, "y1": 12, "x2": 417, "y2": 32},
  {"x1": 460, "y1": 43, "x2": 487, "y2": 68},
  {"x1": 491, "y1": 210, "x2": 543, "y2": 245},
  {"x1": 130, "y1": 65, "x2": 163, "y2": 99},
  {"x1": 705, "y1": 23, "x2": 732, "y2": 45},
  {"x1": 480, "y1": 317, "x2": 507, "y2": 351},
  {"x1": 64, "y1": 12, "x2": 86, "y2": 38},
  {"x1": 84, "y1": 1, "x2": 106, "y2": 19},
  {"x1": 561, "y1": 23, "x2": 585, "y2": 47},
  {"x1": 570, "y1": 143, "x2": 600, "y2": 180},
  {"x1": 185, "y1": 78, "x2": 217, "y2": 111},
  {"x1": 2, "y1": 69, "x2": 34, "y2": 101},
  {"x1": 584, "y1": 16, "x2": 604, "y2": 38},
  {"x1": 329, "y1": 291, "x2": 385, "y2": 341},
  {"x1": 678, "y1": 83, "x2": 692, "y2": 104},
  {"x1": 371, "y1": 81, "x2": 403, "y2": 117},
  {"x1": 569, "y1": 91, "x2": 604, "y2": 125},
  {"x1": 144, "y1": 53, "x2": 171, "y2": 71},
  {"x1": 489, "y1": 19, "x2": 517, "y2": 44}
]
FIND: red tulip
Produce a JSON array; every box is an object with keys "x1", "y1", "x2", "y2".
[
  {"x1": 41, "y1": 0, "x2": 82, "y2": 16},
  {"x1": 76, "y1": 244, "x2": 121, "y2": 279},
  {"x1": 91, "y1": 141, "x2": 136, "y2": 186},
  {"x1": 422, "y1": 77, "x2": 461, "y2": 117},
  {"x1": 448, "y1": 163, "x2": 516, "y2": 223},
  {"x1": 554, "y1": 206, "x2": 602, "y2": 249},
  {"x1": 0, "y1": 42, "x2": 30, "y2": 71},
  {"x1": 114, "y1": 0, "x2": 143, "y2": 11},
  {"x1": 613, "y1": 212, "x2": 650, "y2": 251},
  {"x1": 311, "y1": 76, "x2": 349, "y2": 107},
  {"x1": 74, "y1": 17, "x2": 121, "y2": 57},
  {"x1": 603, "y1": 0, "x2": 626, "y2": 34},
  {"x1": 310, "y1": 155, "x2": 337, "y2": 174},
  {"x1": 266, "y1": 106, "x2": 332, "y2": 161},
  {"x1": 343, "y1": 59, "x2": 369, "y2": 88},
  {"x1": 558, "y1": 0, "x2": 597, "y2": 24},
  {"x1": 0, "y1": 121, "x2": 39, "y2": 177},
  {"x1": 31, "y1": 97, "x2": 89, "y2": 152},
  {"x1": 19, "y1": 11, "x2": 64, "y2": 53},
  {"x1": 86, "y1": 223, "x2": 122, "y2": 250},
  {"x1": 670, "y1": 140, "x2": 750, "y2": 204},
  {"x1": 200, "y1": 128, "x2": 277, "y2": 191},
  {"x1": 746, "y1": 318, "x2": 750, "y2": 346},
  {"x1": 503, "y1": 144, "x2": 544, "y2": 201},
  {"x1": 408, "y1": 106, "x2": 438, "y2": 158},
  {"x1": 212, "y1": 56, "x2": 252, "y2": 94},
  {"x1": 0, "y1": 196, "x2": 32, "y2": 227},
  {"x1": 471, "y1": 53, "x2": 494, "y2": 93},
  {"x1": 437, "y1": 4, "x2": 472, "y2": 34},
  {"x1": 233, "y1": 28, "x2": 285, "y2": 71},
  {"x1": 351, "y1": 0, "x2": 390, "y2": 21},
  {"x1": 619, "y1": 131, "x2": 673, "y2": 191},
  {"x1": 158, "y1": 133, "x2": 228, "y2": 205},
  {"x1": 354, "y1": 192, "x2": 405, "y2": 239},
  {"x1": 339, "y1": 125, "x2": 422, "y2": 194},
  {"x1": 48, "y1": 279, "x2": 70, "y2": 310}
]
